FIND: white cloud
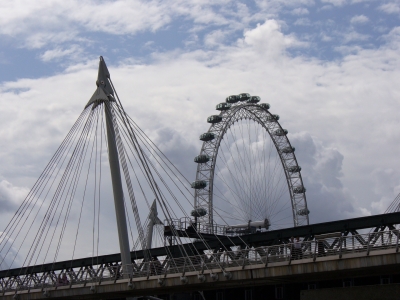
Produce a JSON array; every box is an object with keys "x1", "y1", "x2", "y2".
[
  {"x1": 0, "y1": 180, "x2": 29, "y2": 212},
  {"x1": 23, "y1": 31, "x2": 83, "y2": 49},
  {"x1": 254, "y1": 0, "x2": 315, "y2": 12},
  {"x1": 342, "y1": 30, "x2": 370, "y2": 43},
  {"x1": 40, "y1": 45, "x2": 83, "y2": 62},
  {"x1": 294, "y1": 18, "x2": 312, "y2": 26},
  {"x1": 370, "y1": 169, "x2": 400, "y2": 214},
  {"x1": 379, "y1": 2, "x2": 400, "y2": 14},
  {"x1": 291, "y1": 8, "x2": 310, "y2": 15},
  {"x1": 350, "y1": 15, "x2": 369, "y2": 24},
  {"x1": 290, "y1": 132, "x2": 359, "y2": 223},
  {"x1": 0, "y1": 0, "x2": 324, "y2": 53},
  {"x1": 0, "y1": 0, "x2": 247, "y2": 50},
  {"x1": 0, "y1": 233, "x2": 22, "y2": 270},
  {"x1": 321, "y1": 33, "x2": 333, "y2": 41},
  {"x1": 0, "y1": 0, "x2": 172, "y2": 37},
  {"x1": 321, "y1": 0, "x2": 348, "y2": 6},
  {"x1": 240, "y1": 20, "x2": 308, "y2": 56},
  {"x1": 334, "y1": 44, "x2": 363, "y2": 54},
  {"x1": 204, "y1": 30, "x2": 228, "y2": 47}
]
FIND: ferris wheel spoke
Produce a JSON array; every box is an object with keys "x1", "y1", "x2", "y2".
[
  {"x1": 213, "y1": 169, "x2": 250, "y2": 218},
  {"x1": 220, "y1": 128, "x2": 253, "y2": 213},
  {"x1": 265, "y1": 145, "x2": 286, "y2": 214},
  {"x1": 216, "y1": 141, "x2": 249, "y2": 211}
]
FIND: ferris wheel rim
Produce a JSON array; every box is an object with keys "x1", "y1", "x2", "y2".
[{"x1": 193, "y1": 99, "x2": 309, "y2": 230}]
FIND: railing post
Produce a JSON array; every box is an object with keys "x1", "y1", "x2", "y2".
[
  {"x1": 242, "y1": 249, "x2": 247, "y2": 269},
  {"x1": 146, "y1": 262, "x2": 151, "y2": 280},
  {"x1": 264, "y1": 247, "x2": 269, "y2": 267},
  {"x1": 396, "y1": 230, "x2": 399, "y2": 253},
  {"x1": 313, "y1": 240, "x2": 317, "y2": 262},
  {"x1": 366, "y1": 233, "x2": 371, "y2": 256},
  {"x1": 339, "y1": 236, "x2": 343, "y2": 259}
]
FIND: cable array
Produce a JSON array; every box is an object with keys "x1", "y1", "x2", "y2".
[{"x1": 0, "y1": 65, "x2": 249, "y2": 278}]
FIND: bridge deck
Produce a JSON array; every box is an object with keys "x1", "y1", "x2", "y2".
[
  {"x1": 2, "y1": 211, "x2": 399, "y2": 279},
  {"x1": 2, "y1": 229, "x2": 400, "y2": 299},
  {"x1": 3, "y1": 246, "x2": 399, "y2": 299}
]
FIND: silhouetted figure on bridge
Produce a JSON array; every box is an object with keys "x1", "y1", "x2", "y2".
[
  {"x1": 317, "y1": 240, "x2": 326, "y2": 257},
  {"x1": 150, "y1": 257, "x2": 162, "y2": 275},
  {"x1": 57, "y1": 273, "x2": 63, "y2": 286},
  {"x1": 62, "y1": 273, "x2": 69, "y2": 285},
  {"x1": 291, "y1": 237, "x2": 303, "y2": 260}
]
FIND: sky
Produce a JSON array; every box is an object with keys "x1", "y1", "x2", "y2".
[{"x1": 1, "y1": 0, "x2": 400, "y2": 263}]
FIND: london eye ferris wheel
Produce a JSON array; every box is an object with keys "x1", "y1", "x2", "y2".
[{"x1": 191, "y1": 93, "x2": 309, "y2": 234}]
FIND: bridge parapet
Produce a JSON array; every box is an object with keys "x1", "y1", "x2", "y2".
[
  {"x1": 2, "y1": 229, "x2": 399, "y2": 298},
  {"x1": 167, "y1": 217, "x2": 266, "y2": 236}
]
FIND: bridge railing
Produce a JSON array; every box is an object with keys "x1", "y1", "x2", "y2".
[
  {"x1": 167, "y1": 218, "x2": 276, "y2": 236},
  {"x1": 166, "y1": 218, "x2": 233, "y2": 236},
  {"x1": 2, "y1": 229, "x2": 399, "y2": 294}
]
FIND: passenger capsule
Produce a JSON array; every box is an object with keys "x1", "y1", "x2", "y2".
[
  {"x1": 293, "y1": 186, "x2": 306, "y2": 194},
  {"x1": 207, "y1": 115, "x2": 222, "y2": 124},
  {"x1": 191, "y1": 207, "x2": 207, "y2": 217},
  {"x1": 238, "y1": 93, "x2": 251, "y2": 101},
  {"x1": 297, "y1": 208, "x2": 310, "y2": 216},
  {"x1": 274, "y1": 129, "x2": 288, "y2": 136},
  {"x1": 216, "y1": 103, "x2": 231, "y2": 111},
  {"x1": 265, "y1": 114, "x2": 279, "y2": 122},
  {"x1": 200, "y1": 132, "x2": 215, "y2": 141},
  {"x1": 247, "y1": 96, "x2": 260, "y2": 103},
  {"x1": 191, "y1": 180, "x2": 208, "y2": 189},
  {"x1": 281, "y1": 147, "x2": 295, "y2": 153},
  {"x1": 226, "y1": 95, "x2": 239, "y2": 103},
  {"x1": 194, "y1": 155, "x2": 210, "y2": 163},
  {"x1": 288, "y1": 166, "x2": 301, "y2": 173},
  {"x1": 259, "y1": 103, "x2": 270, "y2": 110}
]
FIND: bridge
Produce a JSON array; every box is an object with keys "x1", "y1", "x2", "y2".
[{"x1": 0, "y1": 57, "x2": 399, "y2": 300}]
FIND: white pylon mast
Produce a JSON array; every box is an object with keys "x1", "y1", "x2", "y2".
[{"x1": 87, "y1": 56, "x2": 132, "y2": 278}]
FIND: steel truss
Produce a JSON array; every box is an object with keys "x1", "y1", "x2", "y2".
[
  {"x1": 0, "y1": 212, "x2": 400, "y2": 295},
  {"x1": 2, "y1": 225, "x2": 399, "y2": 295}
]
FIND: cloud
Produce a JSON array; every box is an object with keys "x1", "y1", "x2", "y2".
[
  {"x1": 294, "y1": 18, "x2": 312, "y2": 26},
  {"x1": 40, "y1": 45, "x2": 84, "y2": 62},
  {"x1": 370, "y1": 169, "x2": 400, "y2": 214},
  {"x1": 0, "y1": 0, "x2": 172, "y2": 37},
  {"x1": 204, "y1": 30, "x2": 228, "y2": 47},
  {"x1": 0, "y1": 180, "x2": 29, "y2": 213},
  {"x1": 289, "y1": 132, "x2": 359, "y2": 223},
  {"x1": 241, "y1": 20, "x2": 308, "y2": 55},
  {"x1": 379, "y1": 2, "x2": 400, "y2": 14},
  {"x1": 291, "y1": 8, "x2": 310, "y2": 15},
  {"x1": 350, "y1": 15, "x2": 369, "y2": 24},
  {"x1": 320, "y1": 32, "x2": 333, "y2": 41},
  {"x1": 152, "y1": 127, "x2": 198, "y2": 179},
  {"x1": 0, "y1": 0, "x2": 247, "y2": 51},
  {"x1": 321, "y1": 0, "x2": 348, "y2": 6},
  {"x1": 0, "y1": 233, "x2": 22, "y2": 270},
  {"x1": 342, "y1": 30, "x2": 370, "y2": 43},
  {"x1": 0, "y1": 0, "x2": 334, "y2": 54}
]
